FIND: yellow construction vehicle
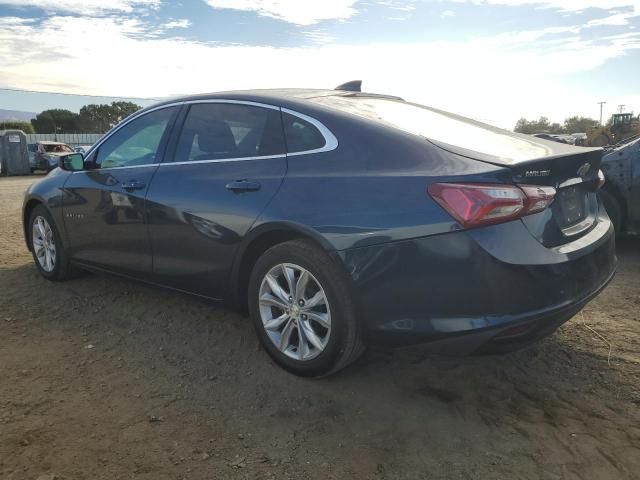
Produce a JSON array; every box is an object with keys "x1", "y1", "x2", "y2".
[{"x1": 587, "y1": 112, "x2": 640, "y2": 146}]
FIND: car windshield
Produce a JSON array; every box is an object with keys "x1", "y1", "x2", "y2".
[
  {"x1": 44, "y1": 144, "x2": 73, "y2": 153},
  {"x1": 312, "y1": 96, "x2": 558, "y2": 162}
]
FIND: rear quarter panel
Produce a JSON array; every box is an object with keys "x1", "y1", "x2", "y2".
[{"x1": 258, "y1": 109, "x2": 512, "y2": 251}]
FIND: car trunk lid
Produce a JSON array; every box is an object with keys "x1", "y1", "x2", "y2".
[{"x1": 430, "y1": 139, "x2": 604, "y2": 247}]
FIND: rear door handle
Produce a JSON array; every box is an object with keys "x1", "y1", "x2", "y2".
[
  {"x1": 225, "y1": 180, "x2": 261, "y2": 192},
  {"x1": 121, "y1": 180, "x2": 146, "y2": 192}
]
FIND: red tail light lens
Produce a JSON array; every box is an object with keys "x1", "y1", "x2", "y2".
[
  {"x1": 518, "y1": 185, "x2": 556, "y2": 214},
  {"x1": 428, "y1": 183, "x2": 555, "y2": 229}
]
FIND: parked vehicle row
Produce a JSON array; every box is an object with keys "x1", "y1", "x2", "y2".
[
  {"x1": 23, "y1": 85, "x2": 616, "y2": 376},
  {"x1": 598, "y1": 135, "x2": 640, "y2": 235}
]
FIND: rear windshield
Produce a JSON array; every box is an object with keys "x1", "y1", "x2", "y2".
[{"x1": 311, "y1": 96, "x2": 557, "y2": 162}]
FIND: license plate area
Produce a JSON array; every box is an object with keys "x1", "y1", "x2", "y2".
[{"x1": 556, "y1": 184, "x2": 588, "y2": 228}]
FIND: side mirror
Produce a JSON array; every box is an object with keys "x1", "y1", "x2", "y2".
[{"x1": 59, "y1": 153, "x2": 84, "y2": 171}]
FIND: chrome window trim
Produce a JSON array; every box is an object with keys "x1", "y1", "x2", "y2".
[
  {"x1": 183, "y1": 99, "x2": 281, "y2": 111},
  {"x1": 281, "y1": 107, "x2": 338, "y2": 156},
  {"x1": 82, "y1": 99, "x2": 339, "y2": 168},
  {"x1": 163, "y1": 154, "x2": 286, "y2": 167}
]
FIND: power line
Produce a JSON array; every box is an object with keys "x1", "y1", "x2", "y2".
[{"x1": 0, "y1": 86, "x2": 162, "y2": 101}]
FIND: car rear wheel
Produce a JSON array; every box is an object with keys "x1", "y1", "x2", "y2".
[
  {"x1": 248, "y1": 239, "x2": 363, "y2": 377},
  {"x1": 29, "y1": 205, "x2": 75, "y2": 281}
]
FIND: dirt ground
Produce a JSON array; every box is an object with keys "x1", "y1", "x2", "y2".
[{"x1": 1, "y1": 175, "x2": 639, "y2": 480}]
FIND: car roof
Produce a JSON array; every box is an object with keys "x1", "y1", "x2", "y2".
[
  {"x1": 151, "y1": 88, "x2": 403, "y2": 111},
  {"x1": 37, "y1": 141, "x2": 69, "y2": 145}
]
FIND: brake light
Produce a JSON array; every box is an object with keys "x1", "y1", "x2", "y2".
[{"x1": 428, "y1": 183, "x2": 556, "y2": 229}]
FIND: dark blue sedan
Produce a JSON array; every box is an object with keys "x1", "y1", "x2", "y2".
[{"x1": 22, "y1": 84, "x2": 616, "y2": 376}]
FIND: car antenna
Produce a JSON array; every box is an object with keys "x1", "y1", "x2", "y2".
[{"x1": 334, "y1": 80, "x2": 362, "y2": 92}]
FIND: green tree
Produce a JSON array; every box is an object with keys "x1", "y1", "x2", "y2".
[
  {"x1": 515, "y1": 117, "x2": 567, "y2": 134},
  {"x1": 78, "y1": 101, "x2": 141, "y2": 133},
  {"x1": 31, "y1": 109, "x2": 79, "y2": 133},
  {"x1": 563, "y1": 116, "x2": 599, "y2": 134},
  {"x1": 0, "y1": 121, "x2": 35, "y2": 133},
  {"x1": 514, "y1": 117, "x2": 552, "y2": 134}
]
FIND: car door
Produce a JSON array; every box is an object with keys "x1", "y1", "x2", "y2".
[
  {"x1": 62, "y1": 105, "x2": 179, "y2": 276},
  {"x1": 145, "y1": 101, "x2": 287, "y2": 298}
]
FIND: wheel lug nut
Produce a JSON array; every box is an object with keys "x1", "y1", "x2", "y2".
[{"x1": 298, "y1": 299, "x2": 304, "y2": 306}]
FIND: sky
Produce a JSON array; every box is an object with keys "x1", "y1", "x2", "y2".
[{"x1": 0, "y1": 0, "x2": 639, "y2": 129}]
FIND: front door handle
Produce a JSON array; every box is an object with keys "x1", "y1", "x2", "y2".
[
  {"x1": 121, "y1": 180, "x2": 146, "y2": 192},
  {"x1": 225, "y1": 180, "x2": 261, "y2": 192}
]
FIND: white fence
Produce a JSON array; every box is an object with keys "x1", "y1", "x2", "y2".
[{"x1": 26, "y1": 133, "x2": 103, "y2": 148}]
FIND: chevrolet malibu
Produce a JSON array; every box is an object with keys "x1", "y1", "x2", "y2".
[{"x1": 22, "y1": 84, "x2": 616, "y2": 376}]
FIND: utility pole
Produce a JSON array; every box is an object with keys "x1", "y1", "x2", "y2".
[
  {"x1": 597, "y1": 101, "x2": 607, "y2": 125},
  {"x1": 617, "y1": 104, "x2": 625, "y2": 114}
]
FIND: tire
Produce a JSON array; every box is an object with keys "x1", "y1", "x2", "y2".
[
  {"x1": 598, "y1": 190, "x2": 622, "y2": 234},
  {"x1": 28, "y1": 205, "x2": 75, "y2": 281},
  {"x1": 248, "y1": 239, "x2": 364, "y2": 377}
]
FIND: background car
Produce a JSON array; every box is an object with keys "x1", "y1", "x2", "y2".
[
  {"x1": 32, "y1": 141, "x2": 74, "y2": 172},
  {"x1": 27, "y1": 143, "x2": 37, "y2": 172},
  {"x1": 599, "y1": 135, "x2": 640, "y2": 234},
  {"x1": 22, "y1": 86, "x2": 616, "y2": 376},
  {"x1": 74, "y1": 145, "x2": 93, "y2": 154},
  {"x1": 532, "y1": 132, "x2": 573, "y2": 144}
]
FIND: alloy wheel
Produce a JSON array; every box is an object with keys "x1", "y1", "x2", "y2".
[
  {"x1": 32, "y1": 216, "x2": 56, "y2": 272},
  {"x1": 258, "y1": 263, "x2": 331, "y2": 361}
]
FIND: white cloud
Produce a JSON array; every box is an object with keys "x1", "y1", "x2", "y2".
[
  {"x1": 450, "y1": 0, "x2": 640, "y2": 14},
  {"x1": 301, "y1": 30, "x2": 336, "y2": 44},
  {"x1": 0, "y1": 0, "x2": 160, "y2": 15},
  {"x1": 0, "y1": 14, "x2": 639, "y2": 128},
  {"x1": 204, "y1": 0, "x2": 358, "y2": 25},
  {"x1": 586, "y1": 11, "x2": 637, "y2": 27},
  {"x1": 376, "y1": 0, "x2": 416, "y2": 11},
  {"x1": 441, "y1": 9, "x2": 456, "y2": 17},
  {"x1": 163, "y1": 19, "x2": 192, "y2": 29}
]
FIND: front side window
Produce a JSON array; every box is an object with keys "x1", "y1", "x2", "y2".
[
  {"x1": 282, "y1": 112, "x2": 326, "y2": 153},
  {"x1": 174, "y1": 103, "x2": 285, "y2": 162},
  {"x1": 95, "y1": 107, "x2": 177, "y2": 168}
]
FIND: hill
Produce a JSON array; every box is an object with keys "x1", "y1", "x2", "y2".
[{"x1": 0, "y1": 109, "x2": 36, "y2": 122}]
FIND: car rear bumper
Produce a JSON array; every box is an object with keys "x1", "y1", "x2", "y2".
[{"x1": 337, "y1": 210, "x2": 616, "y2": 353}]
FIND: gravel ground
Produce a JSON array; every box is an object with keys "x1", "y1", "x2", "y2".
[{"x1": 1, "y1": 175, "x2": 639, "y2": 480}]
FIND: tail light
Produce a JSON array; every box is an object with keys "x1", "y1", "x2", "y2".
[{"x1": 428, "y1": 183, "x2": 556, "y2": 229}]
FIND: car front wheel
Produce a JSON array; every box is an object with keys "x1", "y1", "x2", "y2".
[
  {"x1": 248, "y1": 239, "x2": 363, "y2": 377},
  {"x1": 29, "y1": 205, "x2": 75, "y2": 281}
]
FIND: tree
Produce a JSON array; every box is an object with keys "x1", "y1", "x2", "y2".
[
  {"x1": 78, "y1": 101, "x2": 141, "y2": 133},
  {"x1": 0, "y1": 121, "x2": 35, "y2": 133},
  {"x1": 31, "y1": 109, "x2": 79, "y2": 133},
  {"x1": 563, "y1": 116, "x2": 599, "y2": 134},
  {"x1": 514, "y1": 117, "x2": 558, "y2": 134}
]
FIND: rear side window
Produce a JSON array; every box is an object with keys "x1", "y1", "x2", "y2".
[
  {"x1": 282, "y1": 112, "x2": 326, "y2": 153},
  {"x1": 174, "y1": 103, "x2": 285, "y2": 162}
]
